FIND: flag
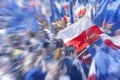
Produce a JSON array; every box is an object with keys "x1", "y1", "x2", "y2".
[
  {"x1": 69, "y1": 0, "x2": 74, "y2": 23},
  {"x1": 40, "y1": 1, "x2": 51, "y2": 19},
  {"x1": 87, "y1": 44, "x2": 96, "y2": 59},
  {"x1": 30, "y1": 17, "x2": 40, "y2": 32},
  {"x1": 53, "y1": 2, "x2": 61, "y2": 20},
  {"x1": 49, "y1": 0, "x2": 61, "y2": 21},
  {"x1": 105, "y1": 0, "x2": 120, "y2": 24},
  {"x1": 60, "y1": 5, "x2": 66, "y2": 18},
  {"x1": 93, "y1": 0, "x2": 109, "y2": 27},
  {"x1": 85, "y1": 3, "x2": 93, "y2": 19},
  {"x1": 86, "y1": 37, "x2": 105, "y2": 61},
  {"x1": 101, "y1": 34, "x2": 120, "y2": 49},
  {"x1": 55, "y1": 2, "x2": 66, "y2": 20},
  {"x1": 57, "y1": 16, "x2": 103, "y2": 53},
  {"x1": 93, "y1": 39, "x2": 120, "y2": 80},
  {"x1": 88, "y1": 59, "x2": 97, "y2": 80},
  {"x1": 104, "y1": 0, "x2": 120, "y2": 36}
]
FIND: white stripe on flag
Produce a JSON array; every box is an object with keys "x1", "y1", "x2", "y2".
[{"x1": 57, "y1": 16, "x2": 94, "y2": 43}]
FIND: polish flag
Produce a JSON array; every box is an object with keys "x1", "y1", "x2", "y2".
[
  {"x1": 101, "y1": 34, "x2": 120, "y2": 49},
  {"x1": 88, "y1": 59, "x2": 97, "y2": 80},
  {"x1": 57, "y1": 16, "x2": 103, "y2": 53}
]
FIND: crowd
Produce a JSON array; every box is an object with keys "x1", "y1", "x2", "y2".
[
  {"x1": 0, "y1": 29, "x2": 90, "y2": 80},
  {"x1": 0, "y1": 0, "x2": 120, "y2": 80}
]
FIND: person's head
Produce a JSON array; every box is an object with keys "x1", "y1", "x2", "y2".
[
  {"x1": 39, "y1": 31, "x2": 48, "y2": 40},
  {"x1": 0, "y1": 54, "x2": 13, "y2": 74},
  {"x1": 55, "y1": 39, "x2": 64, "y2": 48},
  {"x1": 54, "y1": 48, "x2": 64, "y2": 60},
  {"x1": 64, "y1": 46, "x2": 76, "y2": 57},
  {"x1": 42, "y1": 41, "x2": 55, "y2": 54},
  {"x1": 28, "y1": 32, "x2": 35, "y2": 38}
]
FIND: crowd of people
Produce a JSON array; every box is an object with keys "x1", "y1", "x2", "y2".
[
  {"x1": 0, "y1": 0, "x2": 120, "y2": 80},
  {"x1": 0, "y1": 29, "x2": 91, "y2": 80}
]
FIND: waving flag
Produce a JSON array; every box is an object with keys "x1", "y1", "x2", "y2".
[
  {"x1": 93, "y1": 0, "x2": 109, "y2": 27},
  {"x1": 104, "y1": 0, "x2": 120, "y2": 36},
  {"x1": 85, "y1": 3, "x2": 93, "y2": 19},
  {"x1": 93, "y1": 39, "x2": 120, "y2": 80},
  {"x1": 101, "y1": 34, "x2": 120, "y2": 49},
  {"x1": 60, "y1": 5, "x2": 66, "y2": 18},
  {"x1": 57, "y1": 16, "x2": 103, "y2": 53},
  {"x1": 88, "y1": 59, "x2": 97, "y2": 80},
  {"x1": 49, "y1": 0, "x2": 62, "y2": 22},
  {"x1": 104, "y1": 0, "x2": 120, "y2": 24},
  {"x1": 69, "y1": 0, "x2": 74, "y2": 23},
  {"x1": 54, "y1": 2, "x2": 66, "y2": 21}
]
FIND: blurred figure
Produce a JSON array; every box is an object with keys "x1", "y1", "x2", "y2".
[
  {"x1": 64, "y1": 46, "x2": 87, "y2": 80},
  {"x1": 42, "y1": 41, "x2": 55, "y2": 63},
  {"x1": 24, "y1": 49, "x2": 47, "y2": 80},
  {"x1": 39, "y1": 31, "x2": 50, "y2": 42},
  {"x1": 45, "y1": 63, "x2": 60, "y2": 80},
  {"x1": 27, "y1": 32, "x2": 38, "y2": 53},
  {"x1": 0, "y1": 54, "x2": 16, "y2": 80},
  {"x1": 58, "y1": 57, "x2": 82, "y2": 80}
]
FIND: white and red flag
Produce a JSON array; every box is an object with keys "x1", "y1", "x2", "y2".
[{"x1": 57, "y1": 16, "x2": 103, "y2": 53}]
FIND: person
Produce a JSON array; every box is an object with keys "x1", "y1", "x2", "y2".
[
  {"x1": 24, "y1": 49, "x2": 47, "y2": 80},
  {"x1": 53, "y1": 48, "x2": 64, "y2": 61},
  {"x1": 27, "y1": 32, "x2": 38, "y2": 53},
  {"x1": 45, "y1": 63, "x2": 60, "y2": 80},
  {"x1": 63, "y1": 46, "x2": 86, "y2": 80},
  {"x1": 42, "y1": 41, "x2": 56, "y2": 63},
  {"x1": 0, "y1": 54, "x2": 16, "y2": 80},
  {"x1": 58, "y1": 57, "x2": 82, "y2": 80}
]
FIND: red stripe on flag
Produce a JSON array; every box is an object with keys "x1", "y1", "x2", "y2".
[
  {"x1": 66, "y1": 25, "x2": 103, "y2": 53},
  {"x1": 88, "y1": 74, "x2": 97, "y2": 80},
  {"x1": 105, "y1": 39, "x2": 120, "y2": 49}
]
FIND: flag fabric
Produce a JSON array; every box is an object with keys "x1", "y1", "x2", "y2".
[
  {"x1": 49, "y1": 0, "x2": 61, "y2": 22},
  {"x1": 87, "y1": 44, "x2": 96, "y2": 59},
  {"x1": 30, "y1": 17, "x2": 40, "y2": 32},
  {"x1": 53, "y1": 2, "x2": 61, "y2": 20},
  {"x1": 40, "y1": 1, "x2": 51, "y2": 19},
  {"x1": 105, "y1": 0, "x2": 120, "y2": 24},
  {"x1": 93, "y1": 39, "x2": 120, "y2": 80},
  {"x1": 85, "y1": 3, "x2": 93, "y2": 19},
  {"x1": 104, "y1": 0, "x2": 120, "y2": 36},
  {"x1": 57, "y1": 16, "x2": 103, "y2": 53},
  {"x1": 49, "y1": 0, "x2": 55, "y2": 22},
  {"x1": 6, "y1": 0, "x2": 40, "y2": 32},
  {"x1": 87, "y1": 35, "x2": 120, "y2": 80},
  {"x1": 93, "y1": 0, "x2": 109, "y2": 27},
  {"x1": 60, "y1": 5, "x2": 66, "y2": 18},
  {"x1": 101, "y1": 34, "x2": 120, "y2": 49},
  {"x1": 69, "y1": 0, "x2": 74, "y2": 23},
  {"x1": 55, "y1": 2, "x2": 67, "y2": 21},
  {"x1": 88, "y1": 59, "x2": 97, "y2": 80}
]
